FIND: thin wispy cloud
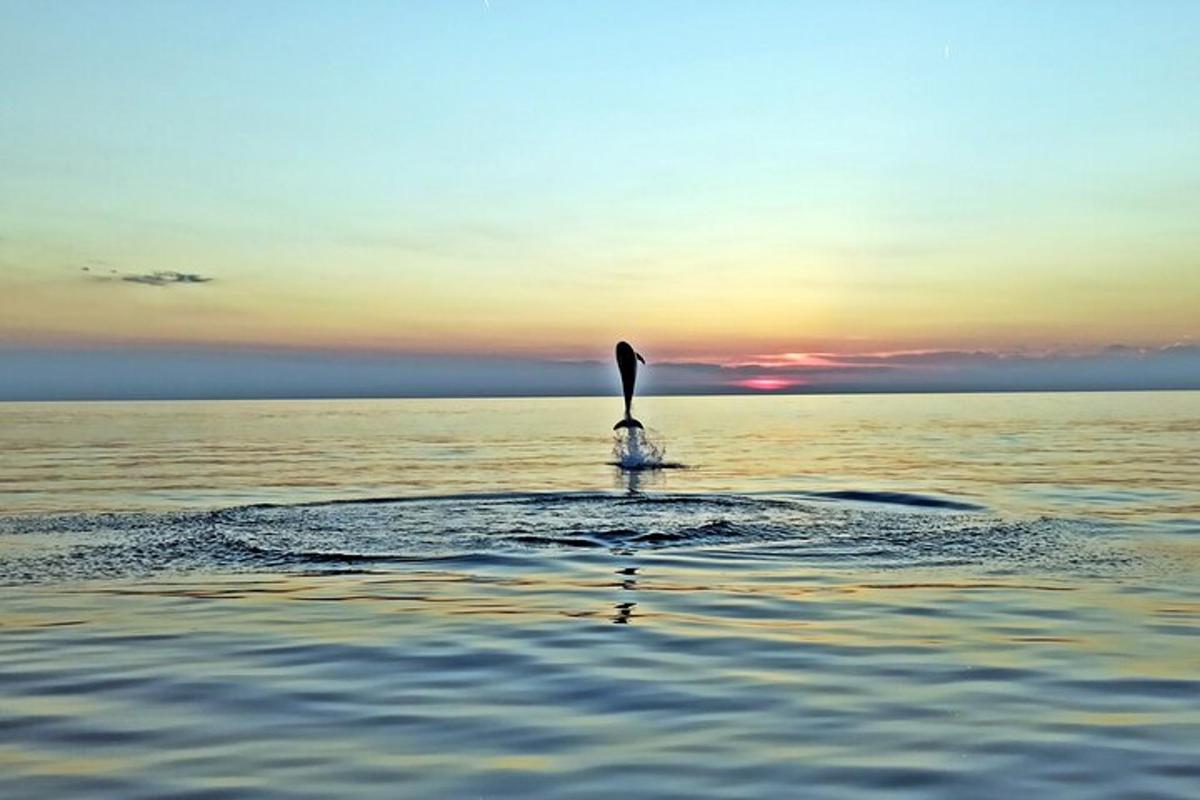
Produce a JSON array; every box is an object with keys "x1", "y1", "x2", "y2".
[
  {"x1": 122, "y1": 271, "x2": 213, "y2": 286},
  {"x1": 81, "y1": 266, "x2": 214, "y2": 287}
]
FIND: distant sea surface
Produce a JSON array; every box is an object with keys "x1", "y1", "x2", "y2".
[{"x1": 1, "y1": 393, "x2": 1198, "y2": 799}]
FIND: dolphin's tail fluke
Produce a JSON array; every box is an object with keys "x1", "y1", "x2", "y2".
[{"x1": 613, "y1": 417, "x2": 644, "y2": 431}]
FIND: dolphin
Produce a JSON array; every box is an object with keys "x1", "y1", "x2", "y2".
[{"x1": 613, "y1": 340, "x2": 646, "y2": 430}]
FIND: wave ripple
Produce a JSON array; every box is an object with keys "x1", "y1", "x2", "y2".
[{"x1": 0, "y1": 491, "x2": 1136, "y2": 585}]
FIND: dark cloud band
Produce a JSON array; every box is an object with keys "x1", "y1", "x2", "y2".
[
  {"x1": 80, "y1": 266, "x2": 214, "y2": 286},
  {"x1": 121, "y1": 271, "x2": 213, "y2": 286}
]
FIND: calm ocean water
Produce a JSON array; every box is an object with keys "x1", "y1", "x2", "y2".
[{"x1": 1, "y1": 393, "x2": 1198, "y2": 798}]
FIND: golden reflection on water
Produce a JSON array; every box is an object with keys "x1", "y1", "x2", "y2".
[
  {"x1": 2, "y1": 392, "x2": 1198, "y2": 518},
  {"x1": 2, "y1": 545, "x2": 1198, "y2": 798},
  {"x1": 4, "y1": 560, "x2": 1190, "y2": 669}
]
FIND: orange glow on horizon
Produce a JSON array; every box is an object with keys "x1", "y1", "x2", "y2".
[{"x1": 733, "y1": 376, "x2": 803, "y2": 392}]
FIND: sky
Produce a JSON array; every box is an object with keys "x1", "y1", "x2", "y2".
[{"x1": 1, "y1": 1, "x2": 1197, "y2": 399}]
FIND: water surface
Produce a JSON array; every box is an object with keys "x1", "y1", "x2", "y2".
[{"x1": 1, "y1": 393, "x2": 1197, "y2": 798}]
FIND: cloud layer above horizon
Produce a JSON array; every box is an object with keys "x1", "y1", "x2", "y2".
[{"x1": 1, "y1": 344, "x2": 1197, "y2": 401}]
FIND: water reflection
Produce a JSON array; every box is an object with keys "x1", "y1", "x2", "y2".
[
  {"x1": 612, "y1": 601, "x2": 637, "y2": 624},
  {"x1": 1, "y1": 394, "x2": 1198, "y2": 798},
  {"x1": 2, "y1": 543, "x2": 1198, "y2": 798},
  {"x1": 618, "y1": 466, "x2": 644, "y2": 495},
  {"x1": 616, "y1": 566, "x2": 638, "y2": 591},
  {"x1": 611, "y1": 566, "x2": 640, "y2": 623},
  {"x1": 616, "y1": 464, "x2": 670, "y2": 495},
  {"x1": 5, "y1": 393, "x2": 1197, "y2": 520}
]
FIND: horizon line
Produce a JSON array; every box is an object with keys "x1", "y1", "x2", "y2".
[{"x1": 4, "y1": 386, "x2": 1197, "y2": 404}]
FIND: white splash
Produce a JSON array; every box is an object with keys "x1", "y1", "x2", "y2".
[{"x1": 612, "y1": 427, "x2": 668, "y2": 471}]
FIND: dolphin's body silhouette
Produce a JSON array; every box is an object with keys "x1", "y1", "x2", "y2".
[{"x1": 613, "y1": 341, "x2": 646, "y2": 430}]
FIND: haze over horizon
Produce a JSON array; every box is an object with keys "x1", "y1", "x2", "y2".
[{"x1": 2, "y1": 2, "x2": 1197, "y2": 399}]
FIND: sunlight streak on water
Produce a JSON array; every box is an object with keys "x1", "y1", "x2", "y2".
[{"x1": 2, "y1": 393, "x2": 1197, "y2": 520}]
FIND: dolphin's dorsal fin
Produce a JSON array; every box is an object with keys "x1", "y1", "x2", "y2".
[{"x1": 636, "y1": 352, "x2": 646, "y2": 365}]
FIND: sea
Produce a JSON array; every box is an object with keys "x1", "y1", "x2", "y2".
[{"x1": 1, "y1": 392, "x2": 1197, "y2": 799}]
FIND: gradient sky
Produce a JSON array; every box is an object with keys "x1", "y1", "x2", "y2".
[{"x1": 1, "y1": 1, "x2": 1197, "y2": 397}]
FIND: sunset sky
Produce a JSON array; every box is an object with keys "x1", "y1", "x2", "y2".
[{"x1": 1, "y1": 2, "x2": 1197, "y2": 398}]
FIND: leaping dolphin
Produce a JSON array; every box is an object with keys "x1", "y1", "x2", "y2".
[{"x1": 613, "y1": 341, "x2": 646, "y2": 430}]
